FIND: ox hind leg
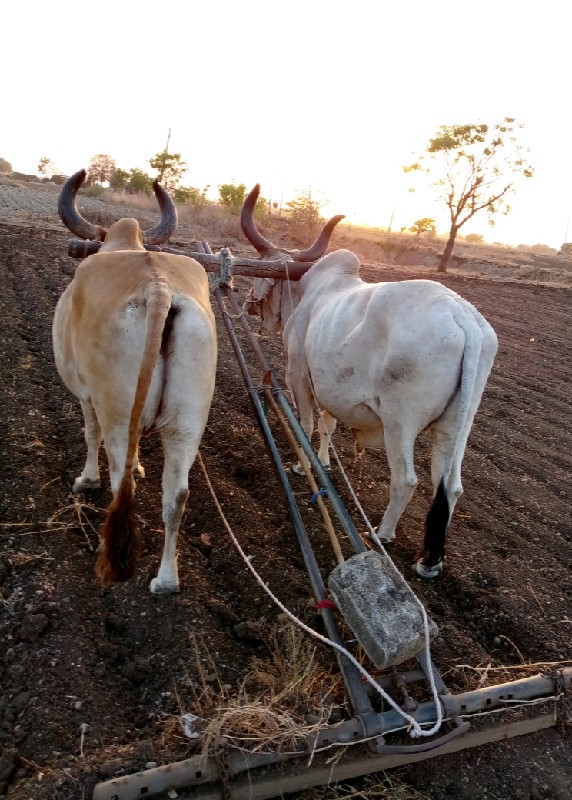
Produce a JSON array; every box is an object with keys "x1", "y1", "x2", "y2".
[
  {"x1": 416, "y1": 406, "x2": 464, "y2": 579},
  {"x1": 149, "y1": 428, "x2": 202, "y2": 595},
  {"x1": 317, "y1": 410, "x2": 338, "y2": 468},
  {"x1": 73, "y1": 399, "x2": 102, "y2": 492},
  {"x1": 376, "y1": 424, "x2": 418, "y2": 544}
]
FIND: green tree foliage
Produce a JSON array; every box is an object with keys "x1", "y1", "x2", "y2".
[
  {"x1": 175, "y1": 185, "x2": 210, "y2": 211},
  {"x1": 109, "y1": 168, "x2": 130, "y2": 191},
  {"x1": 404, "y1": 119, "x2": 534, "y2": 271},
  {"x1": 217, "y1": 182, "x2": 268, "y2": 218},
  {"x1": 87, "y1": 154, "x2": 116, "y2": 185},
  {"x1": 149, "y1": 151, "x2": 187, "y2": 190},
  {"x1": 127, "y1": 168, "x2": 153, "y2": 194},
  {"x1": 409, "y1": 217, "x2": 436, "y2": 237},
  {"x1": 284, "y1": 189, "x2": 325, "y2": 238},
  {"x1": 218, "y1": 182, "x2": 247, "y2": 214}
]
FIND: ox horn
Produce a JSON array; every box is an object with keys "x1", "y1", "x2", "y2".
[
  {"x1": 58, "y1": 170, "x2": 106, "y2": 240},
  {"x1": 141, "y1": 178, "x2": 178, "y2": 245},
  {"x1": 240, "y1": 183, "x2": 345, "y2": 262},
  {"x1": 58, "y1": 170, "x2": 178, "y2": 245},
  {"x1": 240, "y1": 184, "x2": 281, "y2": 257}
]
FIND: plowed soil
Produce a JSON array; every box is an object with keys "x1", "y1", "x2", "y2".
[{"x1": 0, "y1": 195, "x2": 571, "y2": 800}]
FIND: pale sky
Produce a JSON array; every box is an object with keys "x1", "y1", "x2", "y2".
[{"x1": 3, "y1": 0, "x2": 571, "y2": 247}]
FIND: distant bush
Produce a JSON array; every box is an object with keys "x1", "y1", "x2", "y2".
[
  {"x1": 464, "y1": 233, "x2": 484, "y2": 244},
  {"x1": 529, "y1": 243, "x2": 556, "y2": 255},
  {"x1": 84, "y1": 184, "x2": 105, "y2": 198},
  {"x1": 559, "y1": 242, "x2": 572, "y2": 257},
  {"x1": 175, "y1": 185, "x2": 210, "y2": 212},
  {"x1": 0, "y1": 157, "x2": 12, "y2": 173}
]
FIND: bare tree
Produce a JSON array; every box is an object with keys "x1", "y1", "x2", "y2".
[
  {"x1": 405, "y1": 119, "x2": 533, "y2": 271},
  {"x1": 87, "y1": 154, "x2": 116, "y2": 185}
]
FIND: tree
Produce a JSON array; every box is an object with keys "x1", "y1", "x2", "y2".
[
  {"x1": 37, "y1": 157, "x2": 56, "y2": 179},
  {"x1": 149, "y1": 151, "x2": 187, "y2": 191},
  {"x1": 109, "y1": 168, "x2": 130, "y2": 191},
  {"x1": 174, "y1": 185, "x2": 210, "y2": 211},
  {"x1": 409, "y1": 217, "x2": 436, "y2": 237},
  {"x1": 284, "y1": 188, "x2": 325, "y2": 238},
  {"x1": 404, "y1": 119, "x2": 533, "y2": 271},
  {"x1": 218, "y1": 182, "x2": 247, "y2": 215},
  {"x1": 87, "y1": 154, "x2": 116, "y2": 185},
  {"x1": 127, "y1": 168, "x2": 153, "y2": 194}
]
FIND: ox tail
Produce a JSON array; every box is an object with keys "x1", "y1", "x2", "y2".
[
  {"x1": 95, "y1": 276, "x2": 173, "y2": 585},
  {"x1": 421, "y1": 312, "x2": 485, "y2": 573}
]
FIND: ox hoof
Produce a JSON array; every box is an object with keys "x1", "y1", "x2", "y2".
[
  {"x1": 73, "y1": 477, "x2": 101, "y2": 493},
  {"x1": 413, "y1": 560, "x2": 443, "y2": 579},
  {"x1": 133, "y1": 463, "x2": 146, "y2": 479},
  {"x1": 290, "y1": 463, "x2": 305, "y2": 477},
  {"x1": 150, "y1": 577, "x2": 180, "y2": 595}
]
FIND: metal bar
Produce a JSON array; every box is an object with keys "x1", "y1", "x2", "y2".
[
  {"x1": 213, "y1": 285, "x2": 373, "y2": 716},
  {"x1": 222, "y1": 285, "x2": 367, "y2": 555},
  {"x1": 92, "y1": 667, "x2": 571, "y2": 800},
  {"x1": 195, "y1": 240, "x2": 373, "y2": 716}
]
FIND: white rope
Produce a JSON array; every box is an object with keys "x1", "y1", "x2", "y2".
[
  {"x1": 197, "y1": 451, "x2": 442, "y2": 739},
  {"x1": 279, "y1": 262, "x2": 442, "y2": 735}
]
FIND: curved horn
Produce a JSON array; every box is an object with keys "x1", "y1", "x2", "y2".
[
  {"x1": 57, "y1": 169, "x2": 106, "y2": 240},
  {"x1": 294, "y1": 214, "x2": 345, "y2": 262},
  {"x1": 142, "y1": 178, "x2": 178, "y2": 245},
  {"x1": 240, "y1": 184, "x2": 281, "y2": 256}
]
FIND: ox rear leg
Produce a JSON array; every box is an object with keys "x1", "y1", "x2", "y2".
[
  {"x1": 376, "y1": 428, "x2": 417, "y2": 544},
  {"x1": 73, "y1": 400, "x2": 102, "y2": 492},
  {"x1": 415, "y1": 423, "x2": 464, "y2": 579},
  {"x1": 149, "y1": 434, "x2": 199, "y2": 595},
  {"x1": 317, "y1": 410, "x2": 337, "y2": 469},
  {"x1": 290, "y1": 385, "x2": 315, "y2": 477}
]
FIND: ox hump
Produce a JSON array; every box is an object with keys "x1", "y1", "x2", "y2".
[
  {"x1": 313, "y1": 249, "x2": 361, "y2": 276},
  {"x1": 100, "y1": 218, "x2": 145, "y2": 252}
]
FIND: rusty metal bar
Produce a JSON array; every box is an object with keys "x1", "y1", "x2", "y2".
[{"x1": 92, "y1": 668, "x2": 571, "y2": 800}]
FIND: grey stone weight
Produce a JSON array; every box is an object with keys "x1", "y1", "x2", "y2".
[{"x1": 328, "y1": 550, "x2": 439, "y2": 670}]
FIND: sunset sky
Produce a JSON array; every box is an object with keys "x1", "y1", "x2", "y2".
[{"x1": 2, "y1": 0, "x2": 571, "y2": 247}]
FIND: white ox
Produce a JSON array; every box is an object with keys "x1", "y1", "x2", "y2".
[
  {"x1": 241, "y1": 185, "x2": 498, "y2": 578},
  {"x1": 53, "y1": 170, "x2": 217, "y2": 593}
]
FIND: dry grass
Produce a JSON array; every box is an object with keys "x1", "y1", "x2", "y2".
[
  {"x1": 175, "y1": 616, "x2": 342, "y2": 759},
  {"x1": 1, "y1": 496, "x2": 103, "y2": 551},
  {"x1": 299, "y1": 771, "x2": 432, "y2": 800}
]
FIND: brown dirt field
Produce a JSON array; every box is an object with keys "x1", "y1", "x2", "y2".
[{"x1": 0, "y1": 196, "x2": 571, "y2": 800}]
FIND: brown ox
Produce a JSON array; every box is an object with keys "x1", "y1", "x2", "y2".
[{"x1": 53, "y1": 170, "x2": 217, "y2": 593}]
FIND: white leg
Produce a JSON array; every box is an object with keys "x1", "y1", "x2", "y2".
[
  {"x1": 376, "y1": 427, "x2": 417, "y2": 543},
  {"x1": 317, "y1": 410, "x2": 337, "y2": 468},
  {"x1": 290, "y1": 383, "x2": 315, "y2": 476},
  {"x1": 73, "y1": 400, "x2": 102, "y2": 492},
  {"x1": 149, "y1": 433, "x2": 199, "y2": 595}
]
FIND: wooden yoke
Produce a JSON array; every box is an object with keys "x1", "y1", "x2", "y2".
[{"x1": 67, "y1": 239, "x2": 314, "y2": 281}]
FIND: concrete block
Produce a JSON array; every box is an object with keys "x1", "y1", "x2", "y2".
[{"x1": 328, "y1": 551, "x2": 438, "y2": 670}]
